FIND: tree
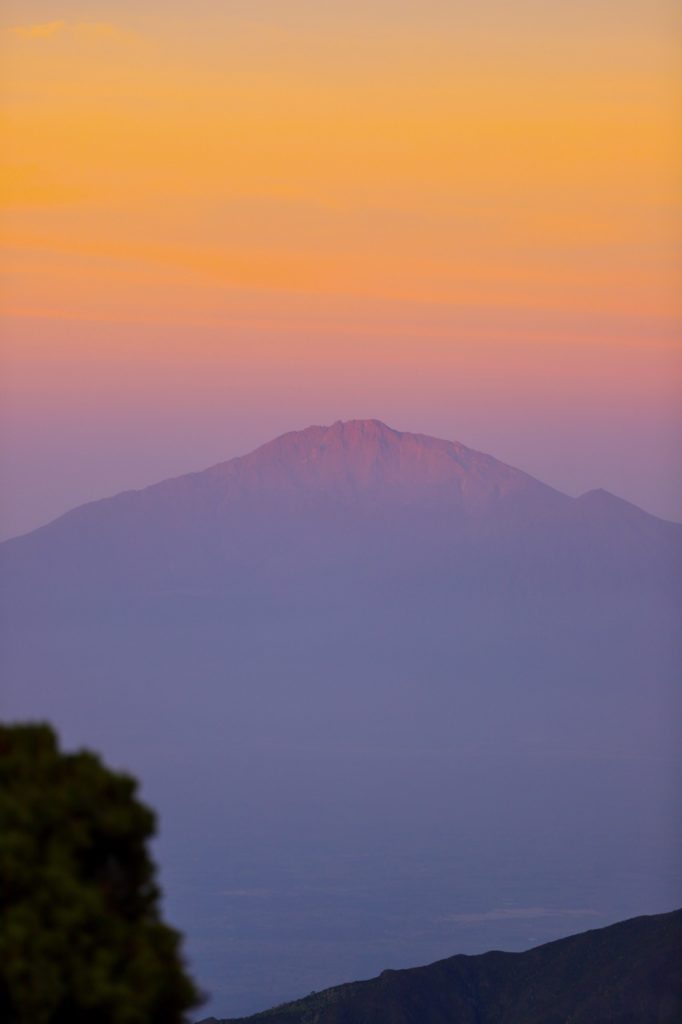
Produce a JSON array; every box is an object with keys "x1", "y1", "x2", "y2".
[{"x1": 0, "y1": 722, "x2": 202, "y2": 1024}]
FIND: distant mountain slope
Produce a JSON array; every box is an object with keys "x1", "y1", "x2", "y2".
[
  {"x1": 5, "y1": 418, "x2": 567, "y2": 533},
  {"x1": 1, "y1": 423, "x2": 680, "y2": 1012},
  {"x1": 4, "y1": 419, "x2": 678, "y2": 539},
  {"x1": 1, "y1": 419, "x2": 679, "y2": 606},
  {"x1": 200, "y1": 910, "x2": 682, "y2": 1024},
  {"x1": 1, "y1": 418, "x2": 680, "y2": 755}
]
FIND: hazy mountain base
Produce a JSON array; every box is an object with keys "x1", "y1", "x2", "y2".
[
  {"x1": 1, "y1": 421, "x2": 680, "y2": 1013},
  {"x1": 201, "y1": 910, "x2": 682, "y2": 1024}
]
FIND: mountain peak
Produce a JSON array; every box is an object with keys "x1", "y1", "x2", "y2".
[
  {"x1": 263, "y1": 418, "x2": 405, "y2": 454},
  {"x1": 331, "y1": 417, "x2": 396, "y2": 432},
  {"x1": 1, "y1": 416, "x2": 678, "y2": 610},
  {"x1": 327, "y1": 418, "x2": 401, "y2": 441},
  {"x1": 186, "y1": 418, "x2": 574, "y2": 522},
  {"x1": 284, "y1": 418, "x2": 403, "y2": 451},
  {"x1": 577, "y1": 487, "x2": 674, "y2": 527}
]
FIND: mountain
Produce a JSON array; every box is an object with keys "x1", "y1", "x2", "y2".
[
  {"x1": 1, "y1": 420, "x2": 680, "y2": 1014},
  {"x1": 1, "y1": 419, "x2": 678, "y2": 606},
  {"x1": 198, "y1": 909, "x2": 682, "y2": 1024}
]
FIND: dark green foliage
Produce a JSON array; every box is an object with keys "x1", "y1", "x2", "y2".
[
  {"x1": 0, "y1": 722, "x2": 201, "y2": 1024},
  {"x1": 205, "y1": 909, "x2": 682, "y2": 1024}
]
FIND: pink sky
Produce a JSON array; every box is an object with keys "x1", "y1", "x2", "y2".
[
  {"x1": 1, "y1": 312, "x2": 680, "y2": 540},
  {"x1": 1, "y1": 0, "x2": 680, "y2": 537}
]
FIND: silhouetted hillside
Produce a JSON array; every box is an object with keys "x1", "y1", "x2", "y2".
[{"x1": 201, "y1": 910, "x2": 681, "y2": 1024}]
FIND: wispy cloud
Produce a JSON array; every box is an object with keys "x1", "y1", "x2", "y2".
[
  {"x1": 10, "y1": 21, "x2": 65, "y2": 39},
  {"x1": 8, "y1": 20, "x2": 136, "y2": 44},
  {"x1": 442, "y1": 907, "x2": 601, "y2": 924}
]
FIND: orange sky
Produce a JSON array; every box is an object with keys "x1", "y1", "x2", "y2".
[{"x1": 1, "y1": 2, "x2": 681, "y2": 535}]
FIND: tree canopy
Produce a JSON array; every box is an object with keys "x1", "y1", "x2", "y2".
[{"x1": 0, "y1": 722, "x2": 201, "y2": 1024}]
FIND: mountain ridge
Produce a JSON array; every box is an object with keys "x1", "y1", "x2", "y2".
[
  {"x1": 1, "y1": 418, "x2": 679, "y2": 611},
  {"x1": 198, "y1": 909, "x2": 682, "y2": 1024},
  {"x1": 3, "y1": 418, "x2": 564, "y2": 543},
  {"x1": 2, "y1": 418, "x2": 679, "y2": 549}
]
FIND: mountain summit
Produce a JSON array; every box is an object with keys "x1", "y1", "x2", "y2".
[
  {"x1": 196, "y1": 419, "x2": 561, "y2": 511},
  {"x1": 0, "y1": 419, "x2": 678, "y2": 603}
]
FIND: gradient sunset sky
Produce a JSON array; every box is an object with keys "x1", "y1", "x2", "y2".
[{"x1": 1, "y1": 0, "x2": 680, "y2": 538}]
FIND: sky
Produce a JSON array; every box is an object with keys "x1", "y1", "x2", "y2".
[{"x1": 1, "y1": 0, "x2": 681, "y2": 539}]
